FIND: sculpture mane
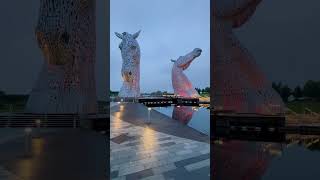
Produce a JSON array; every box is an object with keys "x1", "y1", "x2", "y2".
[
  {"x1": 115, "y1": 31, "x2": 141, "y2": 98},
  {"x1": 171, "y1": 48, "x2": 202, "y2": 98},
  {"x1": 25, "y1": 0, "x2": 97, "y2": 113}
]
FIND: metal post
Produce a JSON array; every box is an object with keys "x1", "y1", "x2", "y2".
[
  {"x1": 147, "y1": 107, "x2": 151, "y2": 125},
  {"x1": 34, "y1": 119, "x2": 41, "y2": 138},
  {"x1": 24, "y1": 128, "x2": 32, "y2": 157}
]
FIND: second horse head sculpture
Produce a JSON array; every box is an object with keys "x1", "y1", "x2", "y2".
[{"x1": 171, "y1": 48, "x2": 202, "y2": 98}]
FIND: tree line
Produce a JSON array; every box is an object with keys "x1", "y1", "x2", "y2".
[
  {"x1": 272, "y1": 80, "x2": 320, "y2": 102},
  {"x1": 195, "y1": 87, "x2": 210, "y2": 94}
]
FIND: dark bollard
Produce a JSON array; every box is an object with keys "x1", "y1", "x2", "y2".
[
  {"x1": 24, "y1": 128, "x2": 32, "y2": 157},
  {"x1": 33, "y1": 119, "x2": 41, "y2": 138}
]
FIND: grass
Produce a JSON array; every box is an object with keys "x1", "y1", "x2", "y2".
[
  {"x1": 287, "y1": 100, "x2": 320, "y2": 113},
  {"x1": 0, "y1": 95, "x2": 28, "y2": 113}
]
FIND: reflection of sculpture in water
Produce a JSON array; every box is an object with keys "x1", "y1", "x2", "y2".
[
  {"x1": 212, "y1": 0, "x2": 284, "y2": 114},
  {"x1": 172, "y1": 106, "x2": 194, "y2": 124},
  {"x1": 115, "y1": 31, "x2": 141, "y2": 98},
  {"x1": 212, "y1": 140, "x2": 282, "y2": 180},
  {"x1": 26, "y1": 0, "x2": 97, "y2": 113},
  {"x1": 171, "y1": 48, "x2": 202, "y2": 98}
]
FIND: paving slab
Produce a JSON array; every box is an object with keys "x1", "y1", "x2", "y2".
[{"x1": 0, "y1": 129, "x2": 107, "y2": 180}]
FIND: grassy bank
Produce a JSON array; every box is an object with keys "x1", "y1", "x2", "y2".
[
  {"x1": 287, "y1": 101, "x2": 320, "y2": 113},
  {"x1": 0, "y1": 95, "x2": 28, "y2": 113}
]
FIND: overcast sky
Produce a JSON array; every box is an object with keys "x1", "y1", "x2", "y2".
[
  {"x1": 235, "y1": 0, "x2": 320, "y2": 88},
  {"x1": 110, "y1": 0, "x2": 210, "y2": 93},
  {"x1": 0, "y1": 0, "x2": 319, "y2": 97}
]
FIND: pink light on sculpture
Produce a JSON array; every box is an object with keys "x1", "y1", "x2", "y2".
[
  {"x1": 212, "y1": 0, "x2": 284, "y2": 115},
  {"x1": 171, "y1": 48, "x2": 202, "y2": 98}
]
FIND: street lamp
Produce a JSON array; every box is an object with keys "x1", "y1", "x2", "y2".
[
  {"x1": 34, "y1": 119, "x2": 41, "y2": 138},
  {"x1": 24, "y1": 127, "x2": 32, "y2": 157},
  {"x1": 147, "y1": 107, "x2": 152, "y2": 125},
  {"x1": 35, "y1": 119, "x2": 41, "y2": 128},
  {"x1": 25, "y1": 127, "x2": 32, "y2": 134}
]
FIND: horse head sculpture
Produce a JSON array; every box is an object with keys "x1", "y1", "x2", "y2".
[
  {"x1": 26, "y1": 0, "x2": 97, "y2": 113},
  {"x1": 115, "y1": 31, "x2": 141, "y2": 98},
  {"x1": 171, "y1": 48, "x2": 202, "y2": 98}
]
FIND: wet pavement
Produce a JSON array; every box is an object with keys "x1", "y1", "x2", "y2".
[
  {"x1": 110, "y1": 103, "x2": 210, "y2": 180},
  {"x1": 0, "y1": 129, "x2": 107, "y2": 180},
  {"x1": 110, "y1": 103, "x2": 209, "y2": 143}
]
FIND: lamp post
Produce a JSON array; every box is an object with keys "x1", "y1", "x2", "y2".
[
  {"x1": 34, "y1": 119, "x2": 41, "y2": 138},
  {"x1": 147, "y1": 107, "x2": 152, "y2": 125},
  {"x1": 24, "y1": 127, "x2": 32, "y2": 157}
]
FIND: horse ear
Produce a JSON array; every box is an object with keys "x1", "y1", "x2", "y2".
[
  {"x1": 115, "y1": 32, "x2": 123, "y2": 39},
  {"x1": 133, "y1": 30, "x2": 141, "y2": 39},
  {"x1": 171, "y1": 59, "x2": 176, "y2": 63}
]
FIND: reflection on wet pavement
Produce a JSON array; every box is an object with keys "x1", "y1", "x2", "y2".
[{"x1": 110, "y1": 104, "x2": 210, "y2": 180}]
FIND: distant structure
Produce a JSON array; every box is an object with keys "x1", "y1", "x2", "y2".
[
  {"x1": 212, "y1": 0, "x2": 284, "y2": 114},
  {"x1": 171, "y1": 48, "x2": 202, "y2": 98},
  {"x1": 115, "y1": 31, "x2": 141, "y2": 98},
  {"x1": 26, "y1": 0, "x2": 97, "y2": 113}
]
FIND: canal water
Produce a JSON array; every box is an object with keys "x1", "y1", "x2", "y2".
[
  {"x1": 154, "y1": 105, "x2": 210, "y2": 136},
  {"x1": 212, "y1": 136, "x2": 320, "y2": 179},
  {"x1": 154, "y1": 105, "x2": 320, "y2": 179}
]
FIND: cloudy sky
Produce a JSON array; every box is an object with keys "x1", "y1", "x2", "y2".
[
  {"x1": 110, "y1": 0, "x2": 210, "y2": 93},
  {"x1": 235, "y1": 0, "x2": 320, "y2": 88}
]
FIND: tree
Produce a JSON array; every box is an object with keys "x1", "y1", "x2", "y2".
[
  {"x1": 280, "y1": 85, "x2": 292, "y2": 102},
  {"x1": 272, "y1": 82, "x2": 282, "y2": 95},
  {"x1": 0, "y1": 90, "x2": 4, "y2": 96},
  {"x1": 195, "y1": 88, "x2": 201, "y2": 94},
  {"x1": 303, "y1": 80, "x2": 320, "y2": 100},
  {"x1": 293, "y1": 86, "x2": 303, "y2": 98},
  {"x1": 151, "y1": 91, "x2": 162, "y2": 96},
  {"x1": 204, "y1": 87, "x2": 210, "y2": 93},
  {"x1": 272, "y1": 82, "x2": 293, "y2": 102}
]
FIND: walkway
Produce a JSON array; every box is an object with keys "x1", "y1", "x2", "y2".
[
  {"x1": 110, "y1": 103, "x2": 209, "y2": 143},
  {"x1": 110, "y1": 103, "x2": 210, "y2": 180},
  {"x1": 0, "y1": 129, "x2": 107, "y2": 180}
]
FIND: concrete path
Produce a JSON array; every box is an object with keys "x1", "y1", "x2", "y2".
[
  {"x1": 0, "y1": 129, "x2": 107, "y2": 180},
  {"x1": 110, "y1": 103, "x2": 209, "y2": 143},
  {"x1": 110, "y1": 103, "x2": 210, "y2": 180}
]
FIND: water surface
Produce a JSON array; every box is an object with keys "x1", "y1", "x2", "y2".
[{"x1": 154, "y1": 105, "x2": 210, "y2": 136}]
